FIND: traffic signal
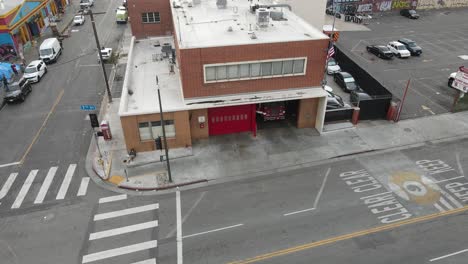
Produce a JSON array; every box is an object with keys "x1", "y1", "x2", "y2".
[
  {"x1": 332, "y1": 32, "x2": 340, "y2": 42},
  {"x1": 89, "y1": 113, "x2": 99, "y2": 128},
  {"x1": 155, "y1": 136, "x2": 162, "y2": 150}
]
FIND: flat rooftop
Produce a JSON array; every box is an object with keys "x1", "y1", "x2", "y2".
[
  {"x1": 119, "y1": 36, "x2": 328, "y2": 116},
  {"x1": 0, "y1": 0, "x2": 22, "y2": 16},
  {"x1": 172, "y1": 0, "x2": 328, "y2": 49}
]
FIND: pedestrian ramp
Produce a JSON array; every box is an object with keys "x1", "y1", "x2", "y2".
[
  {"x1": 81, "y1": 195, "x2": 159, "y2": 264},
  {"x1": 0, "y1": 164, "x2": 90, "y2": 210}
]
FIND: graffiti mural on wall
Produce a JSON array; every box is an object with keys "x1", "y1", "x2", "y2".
[
  {"x1": 417, "y1": 0, "x2": 468, "y2": 8},
  {"x1": 377, "y1": 0, "x2": 394, "y2": 11},
  {"x1": 357, "y1": 3, "x2": 373, "y2": 12}
]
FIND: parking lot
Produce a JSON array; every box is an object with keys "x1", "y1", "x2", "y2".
[{"x1": 336, "y1": 8, "x2": 468, "y2": 119}]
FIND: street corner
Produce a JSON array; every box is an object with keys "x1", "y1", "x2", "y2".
[
  {"x1": 108, "y1": 175, "x2": 125, "y2": 185},
  {"x1": 92, "y1": 155, "x2": 112, "y2": 181}
]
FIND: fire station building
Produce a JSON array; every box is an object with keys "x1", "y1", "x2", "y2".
[{"x1": 120, "y1": 0, "x2": 329, "y2": 152}]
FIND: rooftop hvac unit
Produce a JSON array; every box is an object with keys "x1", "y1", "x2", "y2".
[
  {"x1": 216, "y1": 0, "x2": 227, "y2": 9},
  {"x1": 256, "y1": 8, "x2": 270, "y2": 27},
  {"x1": 270, "y1": 11, "x2": 284, "y2": 21},
  {"x1": 162, "y1": 43, "x2": 172, "y2": 57}
]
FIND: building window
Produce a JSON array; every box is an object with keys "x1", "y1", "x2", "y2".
[
  {"x1": 138, "y1": 120, "x2": 175, "y2": 141},
  {"x1": 142, "y1": 12, "x2": 160, "y2": 23},
  {"x1": 203, "y1": 57, "x2": 307, "y2": 83}
]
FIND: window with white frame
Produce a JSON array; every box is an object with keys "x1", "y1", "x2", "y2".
[
  {"x1": 138, "y1": 120, "x2": 175, "y2": 141},
  {"x1": 203, "y1": 58, "x2": 307, "y2": 83},
  {"x1": 141, "y1": 12, "x2": 160, "y2": 23}
]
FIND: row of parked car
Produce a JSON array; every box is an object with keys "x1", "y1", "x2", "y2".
[{"x1": 367, "y1": 39, "x2": 422, "y2": 59}]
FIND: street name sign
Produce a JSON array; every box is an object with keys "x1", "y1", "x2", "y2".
[{"x1": 81, "y1": 105, "x2": 97, "y2": 111}]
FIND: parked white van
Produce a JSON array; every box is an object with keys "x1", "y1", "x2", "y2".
[{"x1": 39, "y1": 38, "x2": 62, "y2": 64}]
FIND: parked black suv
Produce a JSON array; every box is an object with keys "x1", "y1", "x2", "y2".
[
  {"x1": 400, "y1": 9, "x2": 419, "y2": 19},
  {"x1": 3, "y1": 78, "x2": 32, "y2": 103},
  {"x1": 334, "y1": 72, "x2": 360, "y2": 93},
  {"x1": 398, "y1": 38, "x2": 422, "y2": 56},
  {"x1": 366, "y1": 45, "x2": 394, "y2": 59}
]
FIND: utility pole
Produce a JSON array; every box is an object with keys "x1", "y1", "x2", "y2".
[
  {"x1": 157, "y1": 76, "x2": 173, "y2": 182},
  {"x1": 176, "y1": 188, "x2": 183, "y2": 264},
  {"x1": 88, "y1": 8, "x2": 112, "y2": 102},
  {"x1": 396, "y1": 79, "x2": 411, "y2": 122},
  {"x1": 321, "y1": 0, "x2": 337, "y2": 87}
]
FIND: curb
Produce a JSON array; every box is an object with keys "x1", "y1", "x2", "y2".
[{"x1": 118, "y1": 179, "x2": 208, "y2": 191}]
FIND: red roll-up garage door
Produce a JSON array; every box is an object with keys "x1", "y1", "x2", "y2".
[{"x1": 208, "y1": 104, "x2": 255, "y2": 136}]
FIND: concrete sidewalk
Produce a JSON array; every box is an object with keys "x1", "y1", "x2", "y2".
[{"x1": 87, "y1": 96, "x2": 468, "y2": 192}]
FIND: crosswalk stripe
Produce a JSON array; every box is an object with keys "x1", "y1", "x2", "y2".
[
  {"x1": 131, "y1": 258, "x2": 157, "y2": 264},
  {"x1": 56, "y1": 164, "x2": 77, "y2": 200},
  {"x1": 98, "y1": 194, "x2": 127, "y2": 204},
  {"x1": 34, "y1": 167, "x2": 58, "y2": 204},
  {"x1": 94, "y1": 203, "x2": 159, "y2": 221},
  {"x1": 82, "y1": 240, "x2": 158, "y2": 263},
  {"x1": 0, "y1": 173, "x2": 18, "y2": 200},
  {"x1": 11, "y1": 170, "x2": 38, "y2": 209},
  {"x1": 89, "y1": 220, "x2": 158, "y2": 240},
  {"x1": 77, "y1": 177, "x2": 90, "y2": 196}
]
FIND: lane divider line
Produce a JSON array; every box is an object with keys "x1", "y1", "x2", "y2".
[
  {"x1": 227, "y1": 206, "x2": 468, "y2": 264},
  {"x1": 183, "y1": 224, "x2": 244, "y2": 239},
  {"x1": 430, "y1": 248, "x2": 468, "y2": 262},
  {"x1": 98, "y1": 194, "x2": 127, "y2": 204}
]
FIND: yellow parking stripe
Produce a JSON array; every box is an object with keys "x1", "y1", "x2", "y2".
[{"x1": 228, "y1": 206, "x2": 468, "y2": 264}]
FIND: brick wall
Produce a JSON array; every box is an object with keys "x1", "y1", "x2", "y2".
[
  {"x1": 128, "y1": 0, "x2": 173, "y2": 39},
  {"x1": 120, "y1": 110, "x2": 191, "y2": 152},
  {"x1": 178, "y1": 39, "x2": 329, "y2": 98}
]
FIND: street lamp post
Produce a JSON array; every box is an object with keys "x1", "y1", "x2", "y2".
[
  {"x1": 156, "y1": 76, "x2": 173, "y2": 182},
  {"x1": 88, "y1": 8, "x2": 112, "y2": 103}
]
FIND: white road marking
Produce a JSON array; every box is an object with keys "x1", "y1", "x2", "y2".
[
  {"x1": 82, "y1": 240, "x2": 158, "y2": 263},
  {"x1": 131, "y1": 259, "x2": 156, "y2": 264},
  {"x1": 34, "y1": 167, "x2": 58, "y2": 204},
  {"x1": 167, "y1": 191, "x2": 206, "y2": 238},
  {"x1": 79, "y1": 64, "x2": 101, "y2": 67},
  {"x1": 56, "y1": 164, "x2": 77, "y2": 200},
  {"x1": 183, "y1": 224, "x2": 244, "y2": 239},
  {"x1": 313, "y1": 168, "x2": 331, "y2": 208},
  {"x1": 11, "y1": 170, "x2": 38, "y2": 209},
  {"x1": 433, "y1": 203, "x2": 445, "y2": 212},
  {"x1": 176, "y1": 189, "x2": 183, "y2": 264},
  {"x1": 89, "y1": 220, "x2": 158, "y2": 240},
  {"x1": 438, "y1": 197, "x2": 454, "y2": 210},
  {"x1": 360, "y1": 191, "x2": 392, "y2": 200},
  {"x1": 0, "y1": 162, "x2": 20, "y2": 168},
  {"x1": 432, "y1": 175, "x2": 464, "y2": 184},
  {"x1": 98, "y1": 194, "x2": 127, "y2": 204},
  {"x1": 455, "y1": 152, "x2": 464, "y2": 176},
  {"x1": 0, "y1": 173, "x2": 18, "y2": 200},
  {"x1": 440, "y1": 190, "x2": 464, "y2": 208},
  {"x1": 77, "y1": 177, "x2": 90, "y2": 196},
  {"x1": 429, "y1": 248, "x2": 468, "y2": 262},
  {"x1": 94, "y1": 203, "x2": 159, "y2": 221},
  {"x1": 284, "y1": 207, "x2": 316, "y2": 216}
]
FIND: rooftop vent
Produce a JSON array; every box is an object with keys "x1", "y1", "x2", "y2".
[
  {"x1": 216, "y1": 0, "x2": 227, "y2": 9},
  {"x1": 161, "y1": 43, "x2": 172, "y2": 57},
  {"x1": 256, "y1": 8, "x2": 270, "y2": 27},
  {"x1": 270, "y1": 11, "x2": 284, "y2": 21}
]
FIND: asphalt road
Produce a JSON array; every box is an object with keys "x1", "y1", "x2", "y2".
[
  {"x1": 0, "y1": 0, "x2": 126, "y2": 263},
  {"x1": 337, "y1": 8, "x2": 468, "y2": 119},
  {"x1": 155, "y1": 137, "x2": 467, "y2": 264}
]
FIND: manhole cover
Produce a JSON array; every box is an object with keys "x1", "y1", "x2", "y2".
[{"x1": 404, "y1": 128, "x2": 412, "y2": 132}]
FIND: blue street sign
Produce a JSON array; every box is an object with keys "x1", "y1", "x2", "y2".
[{"x1": 81, "y1": 105, "x2": 96, "y2": 111}]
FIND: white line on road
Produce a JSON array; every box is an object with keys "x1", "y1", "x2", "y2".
[
  {"x1": 0, "y1": 173, "x2": 18, "y2": 200},
  {"x1": 77, "y1": 177, "x2": 90, "y2": 196},
  {"x1": 89, "y1": 220, "x2": 158, "y2": 240},
  {"x1": 438, "y1": 197, "x2": 454, "y2": 210},
  {"x1": 34, "y1": 167, "x2": 58, "y2": 204},
  {"x1": 432, "y1": 175, "x2": 464, "y2": 184},
  {"x1": 455, "y1": 152, "x2": 465, "y2": 177},
  {"x1": 94, "y1": 203, "x2": 159, "y2": 221},
  {"x1": 284, "y1": 207, "x2": 316, "y2": 216},
  {"x1": 183, "y1": 224, "x2": 244, "y2": 239},
  {"x1": 313, "y1": 168, "x2": 331, "y2": 208},
  {"x1": 131, "y1": 259, "x2": 156, "y2": 264},
  {"x1": 11, "y1": 170, "x2": 38, "y2": 209},
  {"x1": 82, "y1": 240, "x2": 158, "y2": 263},
  {"x1": 56, "y1": 164, "x2": 77, "y2": 200},
  {"x1": 167, "y1": 191, "x2": 206, "y2": 238},
  {"x1": 0, "y1": 162, "x2": 20, "y2": 168},
  {"x1": 98, "y1": 194, "x2": 127, "y2": 204},
  {"x1": 440, "y1": 190, "x2": 464, "y2": 209},
  {"x1": 433, "y1": 203, "x2": 445, "y2": 212},
  {"x1": 177, "y1": 188, "x2": 183, "y2": 264},
  {"x1": 429, "y1": 248, "x2": 468, "y2": 262},
  {"x1": 360, "y1": 191, "x2": 392, "y2": 200}
]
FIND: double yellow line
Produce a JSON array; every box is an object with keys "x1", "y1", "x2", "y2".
[{"x1": 228, "y1": 206, "x2": 468, "y2": 264}]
